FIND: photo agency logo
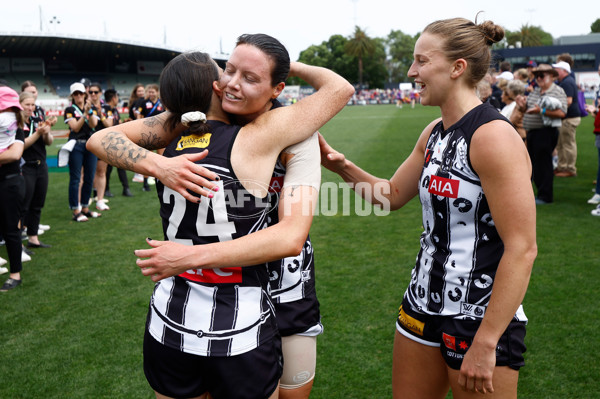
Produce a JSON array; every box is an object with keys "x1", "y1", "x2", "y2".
[
  {"x1": 210, "y1": 180, "x2": 391, "y2": 218},
  {"x1": 316, "y1": 182, "x2": 391, "y2": 216}
]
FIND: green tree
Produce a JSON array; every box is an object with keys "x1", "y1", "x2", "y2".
[
  {"x1": 361, "y1": 37, "x2": 388, "y2": 88},
  {"x1": 294, "y1": 34, "x2": 355, "y2": 85},
  {"x1": 386, "y1": 30, "x2": 418, "y2": 83},
  {"x1": 344, "y1": 26, "x2": 376, "y2": 89},
  {"x1": 506, "y1": 24, "x2": 553, "y2": 47},
  {"x1": 592, "y1": 18, "x2": 600, "y2": 33},
  {"x1": 295, "y1": 32, "x2": 386, "y2": 88}
]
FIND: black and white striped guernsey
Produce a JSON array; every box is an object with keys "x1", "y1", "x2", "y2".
[
  {"x1": 406, "y1": 102, "x2": 527, "y2": 322},
  {"x1": 266, "y1": 160, "x2": 321, "y2": 336},
  {"x1": 148, "y1": 120, "x2": 278, "y2": 357}
]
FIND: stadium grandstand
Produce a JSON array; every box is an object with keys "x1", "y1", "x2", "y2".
[{"x1": 0, "y1": 32, "x2": 228, "y2": 115}]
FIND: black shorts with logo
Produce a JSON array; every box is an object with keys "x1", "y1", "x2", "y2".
[
  {"x1": 143, "y1": 329, "x2": 283, "y2": 398},
  {"x1": 396, "y1": 298, "x2": 526, "y2": 370}
]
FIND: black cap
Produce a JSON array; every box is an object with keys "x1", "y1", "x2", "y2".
[{"x1": 80, "y1": 78, "x2": 91, "y2": 87}]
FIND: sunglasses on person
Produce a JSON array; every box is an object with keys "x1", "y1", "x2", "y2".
[
  {"x1": 89, "y1": 90, "x2": 100, "y2": 94},
  {"x1": 535, "y1": 73, "x2": 548, "y2": 79},
  {"x1": 72, "y1": 91, "x2": 84, "y2": 96}
]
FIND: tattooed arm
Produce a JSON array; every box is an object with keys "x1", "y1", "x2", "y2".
[{"x1": 87, "y1": 113, "x2": 220, "y2": 201}]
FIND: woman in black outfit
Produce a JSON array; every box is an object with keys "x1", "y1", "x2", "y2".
[{"x1": 20, "y1": 91, "x2": 54, "y2": 248}]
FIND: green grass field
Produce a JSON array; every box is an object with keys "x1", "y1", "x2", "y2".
[{"x1": 1, "y1": 104, "x2": 598, "y2": 398}]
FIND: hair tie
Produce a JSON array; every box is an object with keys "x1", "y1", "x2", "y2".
[{"x1": 181, "y1": 111, "x2": 207, "y2": 126}]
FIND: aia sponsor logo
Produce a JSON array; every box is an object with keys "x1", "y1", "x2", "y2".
[
  {"x1": 428, "y1": 175, "x2": 459, "y2": 198},
  {"x1": 269, "y1": 176, "x2": 284, "y2": 193},
  {"x1": 181, "y1": 267, "x2": 242, "y2": 284}
]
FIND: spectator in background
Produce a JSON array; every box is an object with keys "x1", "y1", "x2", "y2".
[
  {"x1": 585, "y1": 64, "x2": 600, "y2": 208},
  {"x1": 80, "y1": 78, "x2": 91, "y2": 94},
  {"x1": 525, "y1": 60, "x2": 538, "y2": 93},
  {"x1": 497, "y1": 60, "x2": 514, "y2": 81},
  {"x1": 64, "y1": 82, "x2": 100, "y2": 222},
  {"x1": 501, "y1": 80, "x2": 527, "y2": 141},
  {"x1": 88, "y1": 82, "x2": 111, "y2": 211},
  {"x1": 135, "y1": 84, "x2": 164, "y2": 119},
  {"x1": 516, "y1": 64, "x2": 567, "y2": 204},
  {"x1": 126, "y1": 84, "x2": 147, "y2": 189},
  {"x1": 514, "y1": 68, "x2": 529, "y2": 84},
  {"x1": 20, "y1": 81, "x2": 55, "y2": 234},
  {"x1": 478, "y1": 72, "x2": 503, "y2": 110},
  {"x1": 490, "y1": 73, "x2": 505, "y2": 109},
  {"x1": 133, "y1": 84, "x2": 164, "y2": 192},
  {"x1": 102, "y1": 89, "x2": 133, "y2": 197},
  {"x1": 0, "y1": 86, "x2": 26, "y2": 291},
  {"x1": 21, "y1": 81, "x2": 48, "y2": 122},
  {"x1": 553, "y1": 57, "x2": 581, "y2": 177},
  {"x1": 20, "y1": 91, "x2": 55, "y2": 249},
  {"x1": 127, "y1": 83, "x2": 145, "y2": 121}
]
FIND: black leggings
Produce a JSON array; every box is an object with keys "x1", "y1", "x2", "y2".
[
  {"x1": 0, "y1": 175, "x2": 25, "y2": 273},
  {"x1": 105, "y1": 165, "x2": 129, "y2": 191},
  {"x1": 527, "y1": 126, "x2": 559, "y2": 203},
  {"x1": 22, "y1": 162, "x2": 49, "y2": 236}
]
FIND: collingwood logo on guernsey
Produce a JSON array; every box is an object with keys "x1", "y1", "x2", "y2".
[
  {"x1": 176, "y1": 133, "x2": 212, "y2": 150},
  {"x1": 460, "y1": 302, "x2": 486, "y2": 318}
]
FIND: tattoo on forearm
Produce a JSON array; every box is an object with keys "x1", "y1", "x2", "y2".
[
  {"x1": 138, "y1": 131, "x2": 168, "y2": 151},
  {"x1": 100, "y1": 115, "x2": 170, "y2": 169},
  {"x1": 139, "y1": 115, "x2": 170, "y2": 150},
  {"x1": 101, "y1": 131, "x2": 151, "y2": 170},
  {"x1": 143, "y1": 115, "x2": 163, "y2": 128}
]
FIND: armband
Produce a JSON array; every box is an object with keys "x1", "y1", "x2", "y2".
[
  {"x1": 88, "y1": 110, "x2": 94, "y2": 115},
  {"x1": 541, "y1": 108, "x2": 546, "y2": 115},
  {"x1": 282, "y1": 133, "x2": 321, "y2": 191}
]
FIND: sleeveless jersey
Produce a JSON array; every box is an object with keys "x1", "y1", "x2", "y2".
[
  {"x1": 406, "y1": 102, "x2": 527, "y2": 322},
  {"x1": 148, "y1": 120, "x2": 278, "y2": 357},
  {"x1": 266, "y1": 160, "x2": 321, "y2": 336}
]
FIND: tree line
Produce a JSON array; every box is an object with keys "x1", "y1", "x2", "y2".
[{"x1": 291, "y1": 18, "x2": 600, "y2": 89}]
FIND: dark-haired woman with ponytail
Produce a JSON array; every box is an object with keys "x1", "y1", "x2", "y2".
[{"x1": 320, "y1": 17, "x2": 537, "y2": 398}]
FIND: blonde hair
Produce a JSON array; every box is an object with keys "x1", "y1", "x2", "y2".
[
  {"x1": 514, "y1": 68, "x2": 529, "y2": 82},
  {"x1": 423, "y1": 16, "x2": 505, "y2": 87},
  {"x1": 505, "y1": 80, "x2": 526, "y2": 98},
  {"x1": 19, "y1": 91, "x2": 35, "y2": 103}
]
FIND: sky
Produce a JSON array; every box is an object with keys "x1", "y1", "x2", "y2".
[{"x1": 2, "y1": 0, "x2": 598, "y2": 61}]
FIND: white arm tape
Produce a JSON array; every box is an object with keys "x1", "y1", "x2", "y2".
[{"x1": 282, "y1": 132, "x2": 321, "y2": 192}]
